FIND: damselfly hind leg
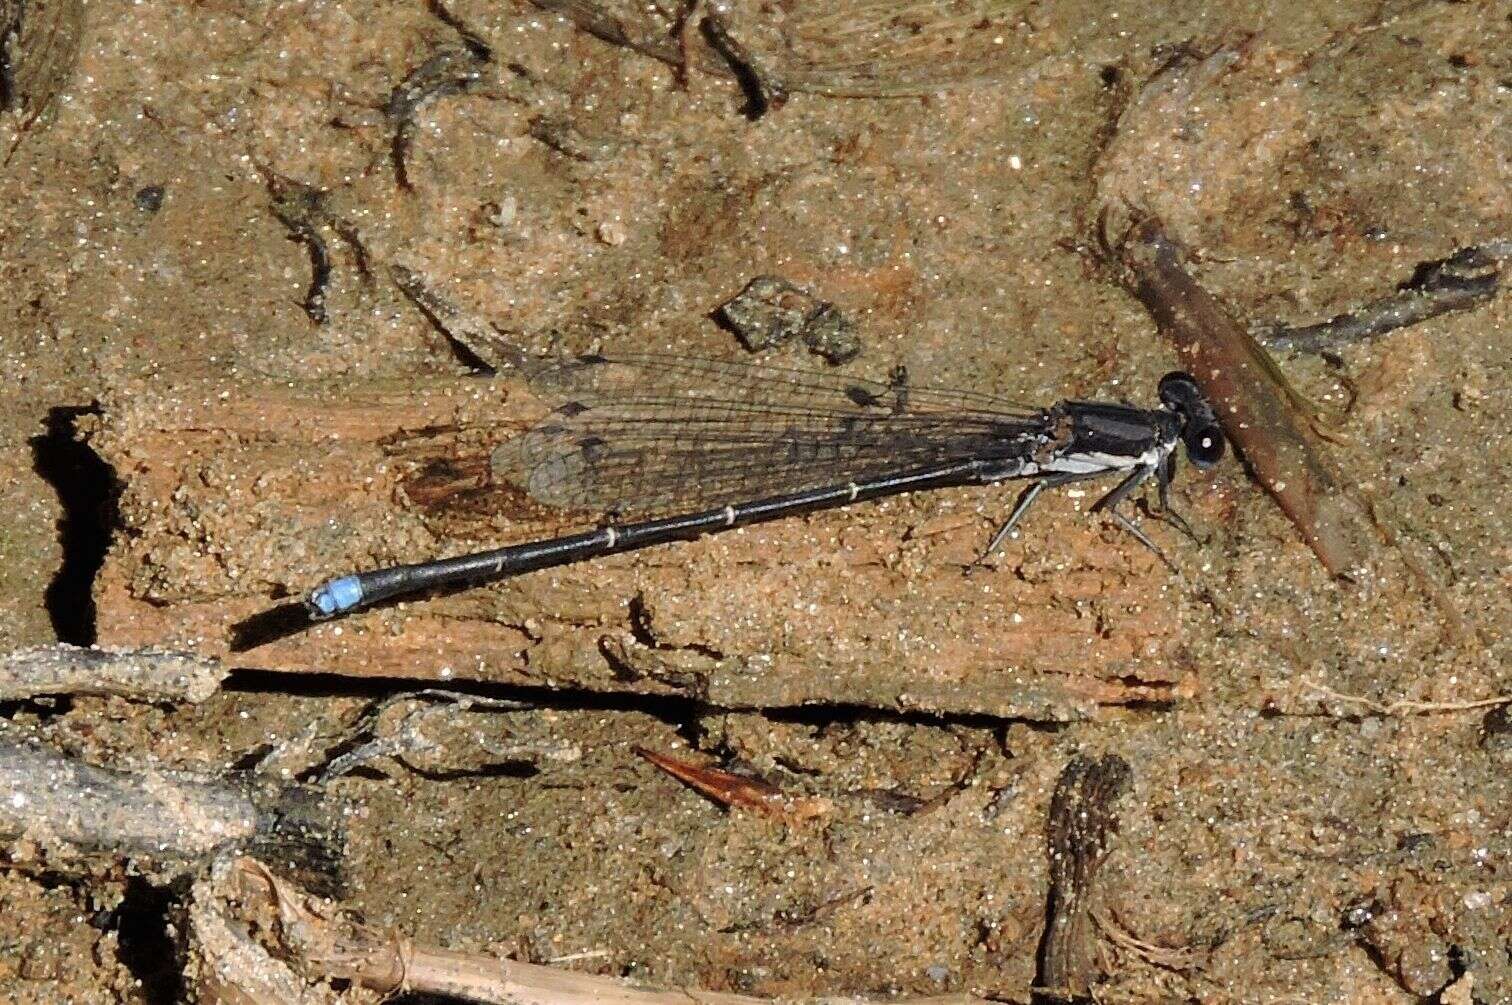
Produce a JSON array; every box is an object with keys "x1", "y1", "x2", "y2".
[
  {"x1": 970, "y1": 472, "x2": 1100, "y2": 570},
  {"x1": 1088, "y1": 465, "x2": 1180, "y2": 573}
]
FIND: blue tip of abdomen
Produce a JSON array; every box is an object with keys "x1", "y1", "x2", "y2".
[{"x1": 307, "y1": 575, "x2": 364, "y2": 618}]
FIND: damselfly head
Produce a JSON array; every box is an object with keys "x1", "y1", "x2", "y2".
[{"x1": 1158, "y1": 372, "x2": 1225, "y2": 469}]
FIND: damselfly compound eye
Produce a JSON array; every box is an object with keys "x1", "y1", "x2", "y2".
[{"x1": 1185, "y1": 423, "x2": 1225, "y2": 468}]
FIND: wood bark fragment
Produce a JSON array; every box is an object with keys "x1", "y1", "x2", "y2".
[
  {"x1": 187, "y1": 873, "x2": 341, "y2": 1005},
  {"x1": 95, "y1": 374, "x2": 1194, "y2": 721},
  {"x1": 1035, "y1": 754, "x2": 1132, "y2": 1003}
]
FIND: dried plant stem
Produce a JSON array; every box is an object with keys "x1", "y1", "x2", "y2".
[
  {"x1": 1114, "y1": 216, "x2": 1376, "y2": 578},
  {"x1": 1298, "y1": 680, "x2": 1512, "y2": 717}
]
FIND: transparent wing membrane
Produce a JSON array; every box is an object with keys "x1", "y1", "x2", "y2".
[{"x1": 515, "y1": 354, "x2": 1048, "y2": 515}]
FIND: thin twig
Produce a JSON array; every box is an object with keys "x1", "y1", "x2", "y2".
[
  {"x1": 264, "y1": 170, "x2": 336, "y2": 325},
  {"x1": 316, "y1": 689, "x2": 573, "y2": 782},
  {"x1": 700, "y1": 10, "x2": 787, "y2": 117},
  {"x1": 389, "y1": 263, "x2": 529, "y2": 374},
  {"x1": 1255, "y1": 241, "x2": 1512, "y2": 354},
  {"x1": 387, "y1": 45, "x2": 490, "y2": 191}
]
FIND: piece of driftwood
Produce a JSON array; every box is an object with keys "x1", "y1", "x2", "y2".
[
  {"x1": 0, "y1": 730, "x2": 339, "y2": 881},
  {"x1": 0, "y1": 644, "x2": 226, "y2": 702},
  {"x1": 189, "y1": 856, "x2": 996, "y2": 1005},
  {"x1": 95, "y1": 373, "x2": 1198, "y2": 721}
]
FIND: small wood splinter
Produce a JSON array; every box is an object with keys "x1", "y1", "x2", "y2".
[{"x1": 633, "y1": 745, "x2": 829, "y2": 821}]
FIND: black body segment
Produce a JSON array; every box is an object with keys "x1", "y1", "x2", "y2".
[
  {"x1": 1061, "y1": 401, "x2": 1179, "y2": 459},
  {"x1": 1158, "y1": 371, "x2": 1225, "y2": 467}
]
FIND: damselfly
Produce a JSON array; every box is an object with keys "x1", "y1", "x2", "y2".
[{"x1": 307, "y1": 354, "x2": 1224, "y2": 619}]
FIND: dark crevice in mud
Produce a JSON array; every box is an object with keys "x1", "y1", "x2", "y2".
[
  {"x1": 355, "y1": 760, "x2": 540, "y2": 784},
  {"x1": 31, "y1": 405, "x2": 121, "y2": 645},
  {"x1": 626, "y1": 592, "x2": 725, "y2": 662},
  {"x1": 222, "y1": 669, "x2": 1068, "y2": 734},
  {"x1": 0, "y1": 695, "x2": 76, "y2": 720},
  {"x1": 104, "y1": 877, "x2": 183, "y2": 1005},
  {"x1": 762, "y1": 701, "x2": 1059, "y2": 734},
  {"x1": 225, "y1": 668, "x2": 709, "y2": 713}
]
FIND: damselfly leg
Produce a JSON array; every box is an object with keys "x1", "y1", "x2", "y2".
[
  {"x1": 1089, "y1": 464, "x2": 1179, "y2": 572},
  {"x1": 973, "y1": 473, "x2": 1097, "y2": 568},
  {"x1": 1151, "y1": 462, "x2": 1203, "y2": 546}
]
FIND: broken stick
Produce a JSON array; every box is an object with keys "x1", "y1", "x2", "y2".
[{"x1": 0, "y1": 731, "x2": 339, "y2": 882}]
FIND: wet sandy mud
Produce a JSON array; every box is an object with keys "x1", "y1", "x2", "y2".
[{"x1": 0, "y1": 0, "x2": 1506, "y2": 1000}]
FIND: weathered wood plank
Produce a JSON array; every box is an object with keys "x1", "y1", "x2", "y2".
[{"x1": 94, "y1": 376, "x2": 1194, "y2": 720}]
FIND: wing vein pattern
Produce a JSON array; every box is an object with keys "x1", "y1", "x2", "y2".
[{"x1": 512, "y1": 354, "x2": 1048, "y2": 516}]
